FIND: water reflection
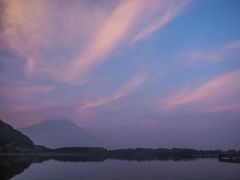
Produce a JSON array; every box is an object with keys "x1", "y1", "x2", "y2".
[
  {"x1": 0, "y1": 155, "x2": 106, "y2": 179},
  {"x1": 0, "y1": 156, "x2": 32, "y2": 180},
  {"x1": 108, "y1": 155, "x2": 217, "y2": 162},
  {"x1": 0, "y1": 155, "x2": 218, "y2": 179}
]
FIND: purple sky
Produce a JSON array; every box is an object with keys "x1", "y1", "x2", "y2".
[{"x1": 0, "y1": 0, "x2": 240, "y2": 150}]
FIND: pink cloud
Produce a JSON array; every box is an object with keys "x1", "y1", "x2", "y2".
[
  {"x1": 67, "y1": 0, "x2": 145, "y2": 82},
  {"x1": 1, "y1": 0, "x2": 191, "y2": 84},
  {"x1": 189, "y1": 52, "x2": 223, "y2": 62},
  {"x1": 139, "y1": 118, "x2": 159, "y2": 127},
  {"x1": 188, "y1": 39, "x2": 240, "y2": 63},
  {"x1": 131, "y1": 0, "x2": 190, "y2": 45},
  {"x1": 156, "y1": 70, "x2": 240, "y2": 110},
  {"x1": 0, "y1": 85, "x2": 54, "y2": 102},
  {"x1": 79, "y1": 72, "x2": 147, "y2": 110},
  {"x1": 204, "y1": 103, "x2": 240, "y2": 113},
  {"x1": 1, "y1": 85, "x2": 54, "y2": 94},
  {"x1": 25, "y1": 58, "x2": 35, "y2": 76},
  {"x1": 10, "y1": 101, "x2": 54, "y2": 113},
  {"x1": 1, "y1": 0, "x2": 110, "y2": 82},
  {"x1": 223, "y1": 40, "x2": 240, "y2": 49}
]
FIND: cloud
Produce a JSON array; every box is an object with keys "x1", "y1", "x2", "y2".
[
  {"x1": 0, "y1": 85, "x2": 54, "y2": 101},
  {"x1": 25, "y1": 58, "x2": 35, "y2": 76},
  {"x1": 189, "y1": 52, "x2": 223, "y2": 62},
  {"x1": 79, "y1": 72, "x2": 147, "y2": 110},
  {"x1": 139, "y1": 118, "x2": 159, "y2": 127},
  {"x1": 67, "y1": 0, "x2": 145, "y2": 82},
  {"x1": 131, "y1": 0, "x2": 190, "y2": 45},
  {"x1": 188, "y1": 39, "x2": 240, "y2": 63},
  {"x1": 1, "y1": 0, "x2": 111, "y2": 81},
  {"x1": 204, "y1": 103, "x2": 240, "y2": 113},
  {"x1": 1, "y1": 85, "x2": 54, "y2": 94},
  {"x1": 156, "y1": 70, "x2": 240, "y2": 110},
  {"x1": 9, "y1": 101, "x2": 54, "y2": 113},
  {"x1": 1, "y1": 0, "x2": 191, "y2": 84},
  {"x1": 223, "y1": 39, "x2": 240, "y2": 49},
  {"x1": 19, "y1": 85, "x2": 54, "y2": 93}
]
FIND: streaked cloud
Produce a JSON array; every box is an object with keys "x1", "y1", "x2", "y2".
[
  {"x1": 9, "y1": 101, "x2": 54, "y2": 113},
  {"x1": 25, "y1": 58, "x2": 35, "y2": 76},
  {"x1": 1, "y1": 0, "x2": 191, "y2": 83},
  {"x1": 67, "y1": 0, "x2": 144, "y2": 82},
  {"x1": 0, "y1": 85, "x2": 54, "y2": 102},
  {"x1": 19, "y1": 85, "x2": 54, "y2": 93},
  {"x1": 189, "y1": 51, "x2": 223, "y2": 62},
  {"x1": 204, "y1": 103, "x2": 240, "y2": 113},
  {"x1": 156, "y1": 70, "x2": 240, "y2": 110},
  {"x1": 139, "y1": 118, "x2": 159, "y2": 127},
  {"x1": 188, "y1": 39, "x2": 240, "y2": 63},
  {"x1": 131, "y1": 0, "x2": 190, "y2": 45},
  {"x1": 79, "y1": 72, "x2": 147, "y2": 110},
  {"x1": 223, "y1": 39, "x2": 240, "y2": 49}
]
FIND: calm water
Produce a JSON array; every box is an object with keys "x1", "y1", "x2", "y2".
[{"x1": 1, "y1": 157, "x2": 239, "y2": 180}]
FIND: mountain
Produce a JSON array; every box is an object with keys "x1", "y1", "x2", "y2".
[
  {"x1": 0, "y1": 119, "x2": 34, "y2": 151},
  {"x1": 20, "y1": 119, "x2": 102, "y2": 148}
]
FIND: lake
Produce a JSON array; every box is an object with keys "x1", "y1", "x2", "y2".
[{"x1": 1, "y1": 156, "x2": 239, "y2": 180}]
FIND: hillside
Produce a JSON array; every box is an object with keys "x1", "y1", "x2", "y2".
[{"x1": 0, "y1": 119, "x2": 34, "y2": 152}]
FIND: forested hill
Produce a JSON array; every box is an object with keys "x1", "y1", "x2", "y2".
[{"x1": 0, "y1": 119, "x2": 34, "y2": 149}]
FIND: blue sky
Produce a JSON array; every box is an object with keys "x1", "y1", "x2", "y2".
[{"x1": 0, "y1": 0, "x2": 240, "y2": 149}]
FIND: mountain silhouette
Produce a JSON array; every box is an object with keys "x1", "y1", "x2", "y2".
[{"x1": 20, "y1": 119, "x2": 102, "y2": 148}]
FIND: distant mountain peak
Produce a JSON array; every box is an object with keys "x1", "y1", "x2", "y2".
[
  {"x1": 19, "y1": 119, "x2": 101, "y2": 148},
  {"x1": 44, "y1": 119, "x2": 72, "y2": 122},
  {"x1": 38, "y1": 119, "x2": 76, "y2": 125},
  {"x1": 20, "y1": 119, "x2": 82, "y2": 135}
]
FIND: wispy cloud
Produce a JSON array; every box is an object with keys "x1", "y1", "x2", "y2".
[
  {"x1": 189, "y1": 52, "x2": 223, "y2": 62},
  {"x1": 131, "y1": 0, "x2": 190, "y2": 45},
  {"x1": 139, "y1": 118, "x2": 159, "y2": 127},
  {"x1": 20, "y1": 85, "x2": 54, "y2": 93},
  {"x1": 67, "y1": 0, "x2": 144, "y2": 82},
  {"x1": 25, "y1": 58, "x2": 35, "y2": 76},
  {"x1": 0, "y1": 85, "x2": 54, "y2": 101},
  {"x1": 1, "y1": 0, "x2": 191, "y2": 84},
  {"x1": 1, "y1": 0, "x2": 111, "y2": 82},
  {"x1": 204, "y1": 103, "x2": 240, "y2": 113},
  {"x1": 79, "y1": 72, "x2": 147, "y2": 110},
  {"x1": 156, "y1": 70, "x2": 240, "y2": 110},
  {"x1": 223, "y1": 39, "x2": 240, "y2": 49},
  {"x1": 188, "y1": 39, "x2": 240, "y2": 63},
  {"x1": 9, "y1": 101, "x2": 54, "y2": 113}
]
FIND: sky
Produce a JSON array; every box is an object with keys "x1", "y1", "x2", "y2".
[{"x1": 0, "y1": 0, "x2": 240, "y2": 150}]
